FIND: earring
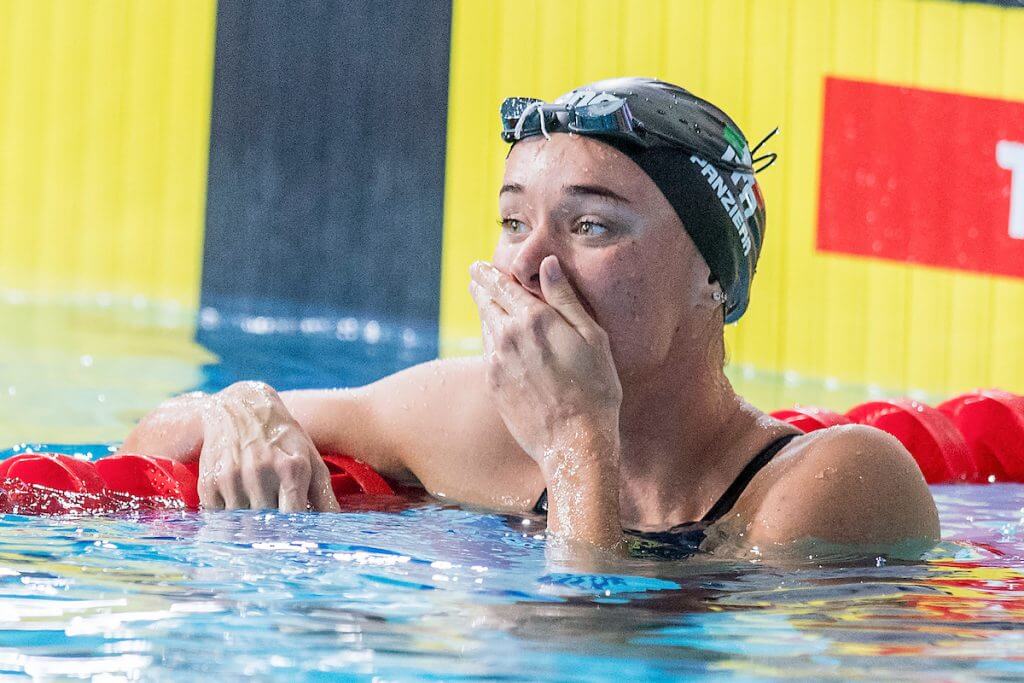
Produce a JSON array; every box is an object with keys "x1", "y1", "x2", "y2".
[{"x1": 712, "y1": 290, "x2": 727, "y2": 304}]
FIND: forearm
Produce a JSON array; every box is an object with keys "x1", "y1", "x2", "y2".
[
  {"x1": 120, "y1": 392, "x2": 207, "y2": 462},
  {"x1": 280, "y1": 388, "x2": 411, "y2": 481},
  {"x1": 121, "y1": 386, "x2": 404, "y2": 481},
  {"x1": 542, "y1": 424, "x2": 625, "y2": 554}
]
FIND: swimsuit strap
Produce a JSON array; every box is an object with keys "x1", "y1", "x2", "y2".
[
  {"x1": 531, "y1": 432, "x2": 800, "y2": 520},
  {"x1": 698, "y1": 432, "x2": 799, "y2": 524}
]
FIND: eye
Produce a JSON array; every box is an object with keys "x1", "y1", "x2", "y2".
[
  {"x1": 575, "y1": 220, "x2": 609, "y2": 237},
  {"x1": 498, "y1": 217, "x2": 528, "y2": 235}
]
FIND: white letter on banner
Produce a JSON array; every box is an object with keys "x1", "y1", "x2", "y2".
[{"x1": 996, "y1": 140, "x2": 1024, "y2": 240}]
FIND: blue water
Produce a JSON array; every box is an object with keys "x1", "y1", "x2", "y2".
[{"x1": 1, "y1": 298, "x2": 1023, "y2": 680}]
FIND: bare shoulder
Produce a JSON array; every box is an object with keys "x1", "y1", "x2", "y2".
[
  {"x1": 726, "y1": 424, "x2": 940, "y2": 557},
  {"x1": 360, "y1": 356, "x2": 543, "y2": 510}
]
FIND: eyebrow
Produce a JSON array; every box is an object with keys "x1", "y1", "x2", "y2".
[
  {"x1": 498, "y1": 182, "x2": 632, "y2": 205},
  {"x1": 564, "y1": 184, "x2": 632, "y2": 205}
]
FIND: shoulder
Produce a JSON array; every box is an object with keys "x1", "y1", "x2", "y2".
[{"x1": 727, "y1": 424, "x2": 940, "y2": 557}]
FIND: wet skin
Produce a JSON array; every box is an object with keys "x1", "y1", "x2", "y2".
[{"x1": 123, "y1": 133, "x2": 940, "y2": 560}]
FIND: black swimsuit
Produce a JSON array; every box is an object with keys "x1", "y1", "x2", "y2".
[{"x1": 532, "y1": 432, "x2": 800, "y2": 558}]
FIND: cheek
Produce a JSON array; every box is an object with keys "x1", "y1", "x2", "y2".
[
  {"x1": 582, "y1": 239, "x2": 703, "y2": 372},
  {"x1": 581, "y1": 243, "x2": 678, "y2": 340}
]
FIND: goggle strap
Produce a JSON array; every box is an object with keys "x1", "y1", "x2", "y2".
[
  {"x1": 644, "y1": 129, "x2": 754, "y2": 174},
  {"x1": 753, "y1": 153, "x2": 778, "y2": 174},
  {"x1": 751, "y1": 126, "x2": 781, "y2": 173},
  {"x1": 512, "y1": 101, "x2": 553, "y2": 141}
]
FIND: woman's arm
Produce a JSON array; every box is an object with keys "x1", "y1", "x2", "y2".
[
  {"x1": 542, "y1": 421, "x2": 624, "y2": 552},
  {"x1": 121, "y1": 358, "x2": 546, "y2": 512},
  {"x1": 469, "y1": 256, "x2": 627, "y2": 554}
]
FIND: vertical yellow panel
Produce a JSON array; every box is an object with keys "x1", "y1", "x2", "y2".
[
  {"x1": 729, "y1": 0, "x2": 792, "y2": 375},
  {"x1": 439, "y1": 0, "x2": 502, "y2": 353},
  {"x1": 777, "y1": 0, "x2": 833, "y2": 380},
  {"x1": 0, "y1": 1, "x2": 50, "y2": 289},
  {"x1": 0, "y1": 0, "x2": 216, "y2": 308},
  {"x1": 577, "y1": 0, "x2": 625, "y2": 85},
  {"x1": 79, "y1": 1, "x2": 128, "y2": 298},
  {"x1": 38, "y1": 2, "x2": 89, "y2": 291},
  {"x1": 663, "y1": 0, "x2": 710, "y2": 94},
  {"x1": 538, "y1": 0, "x2": 582, "y2": 97},
  {"x1": 120, "y1": 1, "x2": 166, "y2": 300},
  {"x1": 620, "y1": 0, "x2": 665, "y2": 78}
]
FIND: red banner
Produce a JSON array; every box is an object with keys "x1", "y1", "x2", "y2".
[{"x1": 817, "y1": 77, "x2": 1024, "y2": 279}]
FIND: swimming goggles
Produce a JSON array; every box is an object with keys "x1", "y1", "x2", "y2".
[{"x1": 500, "y1": 95, "x2": 777, "y2": 175}]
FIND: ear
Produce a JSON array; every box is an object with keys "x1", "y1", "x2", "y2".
[{"x1": 693, "y1": 267, "x2": 726, "y2": 317}]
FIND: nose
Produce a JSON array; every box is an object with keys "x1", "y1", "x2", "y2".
[{"x1": 507, "y1": 224, "x2": 561, "y2": 298}]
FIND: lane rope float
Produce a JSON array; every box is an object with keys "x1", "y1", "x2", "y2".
[{"x1": 773, "y1": 389, "x2": 1024, "y2": 484}]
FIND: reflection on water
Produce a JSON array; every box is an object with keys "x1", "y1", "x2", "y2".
[{"x1": 0, "y1": 488, "x2": 1019, "y2": 680}]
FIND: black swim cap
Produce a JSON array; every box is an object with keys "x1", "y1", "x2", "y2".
[{"x1": 504, "y1": 77, "x2": 770, "y2": 323}]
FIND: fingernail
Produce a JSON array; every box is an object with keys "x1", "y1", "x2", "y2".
[{"x1": 544, "y1": 256, "x2": 563, "y2": 282}]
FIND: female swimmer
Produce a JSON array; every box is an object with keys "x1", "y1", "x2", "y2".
[{"x1": 123, "y1": 78, "x2": 939, "y2": 559}]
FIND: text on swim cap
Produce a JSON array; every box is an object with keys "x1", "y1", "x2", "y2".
[{"x1": 689, "y1": 154, "x2": 755, "y2": 256}]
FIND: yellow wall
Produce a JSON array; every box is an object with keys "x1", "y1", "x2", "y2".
[
  {"x1": 0, "y1": 0, "x2": 217, "y2": 308},
  {"x1": 440, "y1": 0, "x2": 1024, "y2": 397}
]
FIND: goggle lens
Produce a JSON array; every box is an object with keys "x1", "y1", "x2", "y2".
[{"x1": 568, "y1": 99, "x2": 636, "y2": 138}]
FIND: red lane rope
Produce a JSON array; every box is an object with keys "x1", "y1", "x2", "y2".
[
  {"x1": 771, "y1": 389, "x2": 1024, "y2": 484},
  {"x1": 0, "y1": 451, "x2": 394, "y2": 515}
]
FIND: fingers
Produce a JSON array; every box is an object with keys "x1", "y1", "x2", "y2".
[
  {"x1": 470, "y1": 281, "x2": 509, "y2": 344},
  {"x1": 470, "y1": 261, "x2": 536, "y2": 313},
  {"x1": 538, "y1": 255, "x2": 598, "y2": 337},
  {"x1": 219, "y1": 467, "x2": 249, "y2": 509},
  {"x1": 198, "y1": 481, "x2": 224, "y2": 510},
  {"x1": 198, "y1": 381, "x2": 347, "y2": 515},
  {"x1": 470, "y1": 259, "x2": 598, "y2": 344},
  {"x1": 468, "y1": 280, "x2": 505, "y2": 318},
  {"x1": 242, "y1": 460, "x2": 279, "y2": 510},
  {"x1": 197, "y1": 440, "x2": 225, "y2": 511},
  {"x1": 308, "y1": 460, "x2": 340, "y2": 512},
  {"x1": 276, "y1": 455, "x2": 313, "y2": 513}
]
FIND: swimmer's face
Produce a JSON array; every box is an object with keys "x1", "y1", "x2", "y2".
[{"x1": 494, "y1": 133, "x2": 723, "y2": 380}]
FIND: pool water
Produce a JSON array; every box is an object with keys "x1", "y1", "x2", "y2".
[{"x1": 1, "y1": 296, "x2": 1022, "y2": 680}]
